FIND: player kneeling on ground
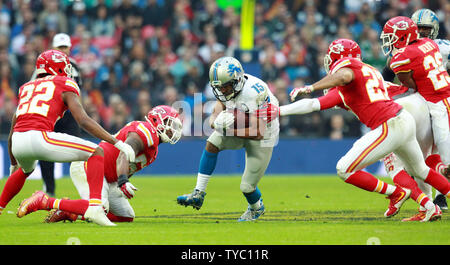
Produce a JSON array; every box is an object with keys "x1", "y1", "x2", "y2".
[
  {"x1": 0, "y1": 50, "x2": 135, "y2": 226},
  {"x1": 177, "y1": 57, "x2": 280, "y2": 221},
  {"x1": 17, "y1": 106, "x2": 182, "y2": 226}
]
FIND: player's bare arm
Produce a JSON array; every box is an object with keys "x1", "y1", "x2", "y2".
[
  {"x1": 116, "y1": 132, "x2": 144, "y2": 178},
  {"x1": 209, "y1": 100, "x2": 226, "y2": 129},
  {"x1": 312, "y1": 67, "x2": 354, "y2": 91},
  {"x1": 290, "y1": 67, "x2": 354, "y2": 101},
  {"x1": 396, "y1": 71, "x2": 417, "y2": 90},
  {"x1": 63, "y1": 91, "x2": 118, "y2": 145},
  {"x1": 116, "y1": 132, "x2": 143, "y2": 199}
]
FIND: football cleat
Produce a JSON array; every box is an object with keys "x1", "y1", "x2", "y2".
[
  {"x1": 421, "y1": 205, "x2": 442, "y2": 222},
  {"x1": 17, "y1": 191, "x2": 49, "y2": 218},
  {"x1": 176, "y1": 189, "x2": 206, "y2": 210},
  {"x1": 433, "y1": 194, "x2": 448, "y2": 211},
  {"x1": 84, "y1": 205, "x2": 116, "y2": 226},
  {"x1": 238, "y1": 198, "x2": 265, "y2": 222},
  {"x1": 384, "y1": 186, "x2": 411, "y2": 218},
  {"x1": 45, "y1": 209, "x2": 78, "y2": 223}
]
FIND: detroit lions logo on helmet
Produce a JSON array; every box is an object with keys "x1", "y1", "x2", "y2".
[{"x1": 227, "y1": 64, "x2": 242, "y2": 77}]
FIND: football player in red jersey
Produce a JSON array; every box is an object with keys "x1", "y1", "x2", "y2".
[
  {"x1": 259, "y1": 39, "x2": 449, "y2": 221},
  {"x1": 0, "y1": 50, "x2": 136, "y2": 226},
  {"x1": 382, "y1": 16, "x2": 450, "y2": 169},
  {"x1": 17, "y1": 106, "x2": 182, "y2": 225}
]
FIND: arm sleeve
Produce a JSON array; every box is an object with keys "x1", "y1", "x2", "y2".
[
  {"x1": 279, "y1": 98, "x2": 321, "y2": 116},
  {"x1": 318, "y1": 88, "x2": 343, "y2": 110}
]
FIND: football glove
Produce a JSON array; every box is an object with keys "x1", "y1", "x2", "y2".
[
  {"x1": 213, "y1": 111, "x2": 235, "y2": 133},
  {"x1": 256, "y1": 103, "x2": 279, "y2": 123},
  {"x1": 114, "y1": 140, "x2": 136, "y2": 163},
  {"x1": 290, "y1": 85, "x2": 314, "y2": 101},
  {"x1": 117, "y1": 174, "x2": 138, "y2": 199}
]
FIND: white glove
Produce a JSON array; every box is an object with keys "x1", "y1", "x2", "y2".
[
  {"x1": 290, "y1": 85, "x2": 314, "y2": 101},
  {"x1": 213, "y1": 111, "x2": 235, "y2": 133},
  {"x1": 114, "y1": 140, "x2": 136, "y2": 162},
  {"x1": 119, "y1": 182, "x2": 138, "y2": 199}
]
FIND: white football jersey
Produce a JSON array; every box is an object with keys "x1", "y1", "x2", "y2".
[
  {"x1": 435, "y1": 39, "x2": 450, "y2": 69},
  {"x1": 224, "y1": 74, "x2": 280, "y2": 140}
]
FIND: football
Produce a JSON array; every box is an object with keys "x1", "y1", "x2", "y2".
[{"x1": 229, "y1": 108, "x2": 250, "y2": 129}]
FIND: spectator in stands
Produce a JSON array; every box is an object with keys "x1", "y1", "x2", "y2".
[
  {"x1": 90, "y1": 4, "x2": 115, "y2": 37},
  {"x1": 2, "y1": 0, "x2": 445, "y2": 139},
  {"x1": 68, "y1": 1, "x2": 90, "y2": 35},
  {"x1": 37, "y1": 0, "x2": 68, "y2": 34}
]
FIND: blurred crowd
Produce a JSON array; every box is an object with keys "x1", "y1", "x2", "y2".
[{"x1": 0, "y1": 0, "x2": 449, "y2": 139}]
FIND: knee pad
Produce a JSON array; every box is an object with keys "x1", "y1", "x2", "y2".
[{"x1": 240, "y1": 182, "x2": 256, "y2": 194}]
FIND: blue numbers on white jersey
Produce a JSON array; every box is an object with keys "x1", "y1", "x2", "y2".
[
  {"x1": 436, "y1": 39, "x2": 450, "y2": 46},
  {"x1": 252, "y1": 83, "x2": 265, "y2": 94}
]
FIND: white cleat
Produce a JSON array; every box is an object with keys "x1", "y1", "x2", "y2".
[
  {"x1": 84, "y1": 205, "x2": 116, "y2": 226},
  {"x1": 421, "y1": 204, "x2": 442, "y2": 222}
]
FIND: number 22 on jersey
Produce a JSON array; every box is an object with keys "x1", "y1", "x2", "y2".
[{"x1": 17, "y1": 80, "x2": 56, "y2": 117}]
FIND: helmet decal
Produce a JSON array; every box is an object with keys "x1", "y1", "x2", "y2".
[{"x1": 227, "y1": 63, "x2": 242, "y2": 77}]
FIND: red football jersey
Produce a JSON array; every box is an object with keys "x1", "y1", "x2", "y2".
[
  {"x1": 101, "y1": 121, "x2": 160, "y2": 183},
  {"x1": 329, "y1": 58, "x2": 402, "y2": 130},
  {"x1": 390, "y1": 38, "x2": 450, "y2": 103},
  {"x1": 14, "y1": 75, "x2": 80, "y2": 132}
]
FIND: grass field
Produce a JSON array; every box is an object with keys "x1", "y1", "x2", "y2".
[{"x1": 0, "y1": 175, "x2": 448, "y2": 245}]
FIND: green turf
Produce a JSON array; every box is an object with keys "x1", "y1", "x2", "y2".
[{"x1": 0, "y1": 175, "x2": 448, "y2": 245}]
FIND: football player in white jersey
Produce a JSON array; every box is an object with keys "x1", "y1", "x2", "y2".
[
  {"x1": 382, "y1": 9, "x2": 450, "y2": 220},
  {"x1": 176, "y1": 56, "x2": 279, "y2": 221}
]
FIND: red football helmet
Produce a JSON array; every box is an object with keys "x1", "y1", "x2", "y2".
[
  {"x1": 35, "y1": 49, "x2": 73, "y2": 78},
  {"x1": 324, "y1": 38, "x2": 361, "y2": 73},
  {"x1": 381, "y1": 16, "x2": 419, "y2": 55},
  {"x1": 145, "y1": 105, "x2": 183, "y2": 144}
]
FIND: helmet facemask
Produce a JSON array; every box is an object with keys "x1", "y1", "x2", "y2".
[
  {"x1": 211, "y1": 77, "x2": 242, "y2": 102},
  {"x1": 146, "y1": 113, "x2": 182, "y2": 144},
  {"x1": 380, "y1": 31, "x2": 399, "y2": 56}
]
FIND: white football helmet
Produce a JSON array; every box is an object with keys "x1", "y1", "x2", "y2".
[
  {"x1": 411, "y1": 8, "x2": 439, "y2": 39},
  {"x1": 209, "y1": 57, "x2": 245, "y2": 102}
]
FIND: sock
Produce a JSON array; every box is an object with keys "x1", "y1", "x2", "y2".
[
  {"x1": 243, "y1": 187, "x2": 262, "y2": 209},
  {"x1": 424, "y1": 169, "x2": 450, "y2": 196},
  {"x1": 195, "y1": 149, "x2": 218, "y2": 191},
  {"x1": 107, "y1": 212, "x2": 134, "y2": 222},
  {"x1": 345, "y1": 171, "x2": 396, "y2": 195},
  {"x1": 425, "y1": 154, "x2": 446, "y2": 175},
  {"x1": 47, "y1": 197, "x2": 89, "y2": 216},
  {"x1": 392, "y1": 170, "x2": 434, "y2": 210},
  {"x1": 195, "y1": 173, "x2": 210, "y2": 192},
  {"x1": 0, "y1": 168, "x2": 28, "y2": 208},
  {"x1": 85, "y1": 155, "x2": 104, "y2": 202}
]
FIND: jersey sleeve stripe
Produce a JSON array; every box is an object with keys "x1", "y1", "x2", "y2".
[
  {"x1": 331, "y1": 59, "x2": 351, "y2": 74},
  {"x1": 390, "y1": 59, "x2": 411, "y2": 69},
  {"x1": 65, "y1": 80, "x2": 80, "y2": 94},
  {"x1": 138, "y1": 123, "x2": 153, "y2": 147}
]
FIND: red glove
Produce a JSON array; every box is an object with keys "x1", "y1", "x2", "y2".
[{"x1": 256, "y1": 103, "x2": 280, "y2": 123}]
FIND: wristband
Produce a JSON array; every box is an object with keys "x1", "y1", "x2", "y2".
[{"x1": 117, "y1": 174, "x2": 128, "y2": 187}]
